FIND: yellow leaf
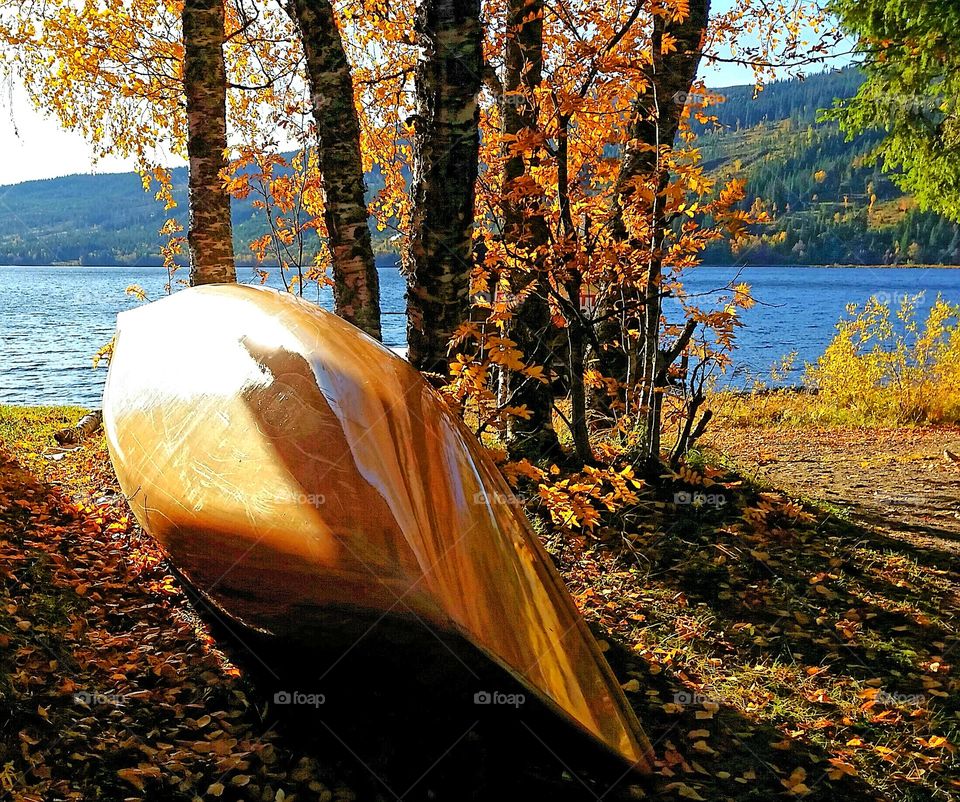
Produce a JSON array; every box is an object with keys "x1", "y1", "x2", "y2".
[
  {"x1": 665, "y1": 783, "x2": 706, "y2": 801},
  {"x1": 826, "y1": 759, "x2": 857, "y2": 780}
]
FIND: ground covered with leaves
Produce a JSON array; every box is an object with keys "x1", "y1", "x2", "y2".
[
  {"x1": 0, "y1": 408, "x2": 359, "y2": 801},
  {"x1": 0, "y1": 406, "x2": 957, "y2": 800},
  {"x1": 539, "y1": 421, "x2": 959, "y2": 801}
]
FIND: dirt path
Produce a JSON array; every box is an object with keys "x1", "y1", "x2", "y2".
[{"x1": 705, "y1": 424, "x2": 960, "y2": 556}]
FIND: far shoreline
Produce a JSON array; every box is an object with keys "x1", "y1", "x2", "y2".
[{"x1": 2, "y1": 261, "x2": 960, "y2": 270}]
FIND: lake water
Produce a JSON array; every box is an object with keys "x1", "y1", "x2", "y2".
[{"x1": 2, "y1": 261, "x2": 959, "y2": 407}]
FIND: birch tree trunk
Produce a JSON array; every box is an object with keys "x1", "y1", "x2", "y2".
[
  {"x1": 404, "y1": 0, "x2": 482, "y2": 375},
  {"x1": 631, "y1": 0, "x2": 710, "y2": 461},
  {"x1": 289, "y1": 0, "x2": 382, "y2": 340},
  {"x1": 183, "y1": 0, "x2": 236, "y2": 286}
]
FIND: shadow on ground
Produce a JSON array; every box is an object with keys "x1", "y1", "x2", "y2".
[{"x1": 189, "y1": 554, "x2": 888, "y2": 802}]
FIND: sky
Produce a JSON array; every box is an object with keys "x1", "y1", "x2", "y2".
[
  {"x1": 0, "y1": 6, "x2": 852, "y2": 187},
  {"x1": 0, "y1": 86, "x2": 138, "y2": 186}
]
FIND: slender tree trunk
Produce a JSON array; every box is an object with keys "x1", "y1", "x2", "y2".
[
  {"x1": 404, "y1": 0, "x2": 482, "y2": 375},
  {"x1": 557, "y1": 115, "x2": 593, "y2": 463},
  {"x1": 500, "y1": 0, "x2": 560, "y2": 458},
  {"x1": 634, "y1": 0, "x2": 710, "y2": 462},
  {"x1": 611, "y1": 0, "x2": 711, "y2": 234},
  {"x1": 638, "y1": 169, "x2": 669, "y2": 458},
  {"x1": 183, "y1": 0, "x2": 236, "y2": 286},
  {"x1": 289, "y1": 0, "x2": 382, "y2": 340},
  {"x1": 593, "y1": 0, "x2": 711, "y2": 461}
]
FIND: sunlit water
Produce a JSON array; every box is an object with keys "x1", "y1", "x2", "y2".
[{"x1": 2, "y1": 261, "x2": 959, "y2": 406}]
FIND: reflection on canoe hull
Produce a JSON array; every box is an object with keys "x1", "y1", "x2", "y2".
[{"x1": 102, "y1": 284, "x2": 652, "y2": 770}]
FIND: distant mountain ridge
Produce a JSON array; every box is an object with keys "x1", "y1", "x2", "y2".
[
  {"x1": 0, "y1": 164, "x2": 393, "y2": 267},
  {"x1": 1, "y1": 67, "x2": 958, "y2": 267}
]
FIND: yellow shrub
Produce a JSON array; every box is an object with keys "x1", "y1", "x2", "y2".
[
  {"x1": 711, "y1": 295, "x2": 960, "y2": 429},
  {"x1": 806, "y1": 294, "x2": 960, "y2": 424}
]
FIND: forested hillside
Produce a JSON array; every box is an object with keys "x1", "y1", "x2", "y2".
[
  {"x1": 1, "y1": 67, "x2": 958, "y2": 266},
  {"x1": 0, "y1": 172, "x2": 178, "y2": 265},
  {"x1": 698, "y1": 68, "x2": 960, "y2": 264},
  {"x1": 0, "y1": 165, "x2": 393, "y2": 266}
]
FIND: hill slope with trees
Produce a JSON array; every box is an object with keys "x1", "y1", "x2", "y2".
[
  {"x1": 698, "y1": 68, "x2": 960, "y2": 264},
  {"x1": 0, "y1": 165, "x2": 393, "y2": 266}
]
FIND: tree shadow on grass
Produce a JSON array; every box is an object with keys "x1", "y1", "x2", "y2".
[
  {"x1": 835, "y1": 502, "x2": 960, "y2": 557},
  {"x1": 584, "y1": 469, "x2": 960, "y2": 802}
]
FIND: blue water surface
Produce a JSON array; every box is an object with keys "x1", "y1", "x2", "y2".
[{"x1": 2, "y1": 261, "x2": 958, "y2": 406}]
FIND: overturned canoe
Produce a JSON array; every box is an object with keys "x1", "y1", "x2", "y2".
[{"x1": 102, "y1": 284, "x2": 651, "y2": 769}]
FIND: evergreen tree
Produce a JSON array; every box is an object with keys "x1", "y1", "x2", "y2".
[{"x1": 829, "y1": 0, "x2": 960, "y2": 222}]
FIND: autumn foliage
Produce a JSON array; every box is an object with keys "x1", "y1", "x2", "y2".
[
  {"x1": 716, "y1": 296, "x2": 960, "y2": 429},
  {"x1": 809, "y1": 295, "x2": 960, "y2": 424},
  {"x1": 0, "y1": 0, "x2": 838, "y2": 478}
]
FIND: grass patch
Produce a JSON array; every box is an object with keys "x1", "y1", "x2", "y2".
[
  {"x1": 0, "y1": 404, "x2": 116, "y2": 497},
  {"x1": 0, "y1": 404, "x2": 88, "y2": 452}
]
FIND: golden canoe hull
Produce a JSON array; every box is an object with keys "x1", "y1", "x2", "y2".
[{"x1": 102, "y1": 284, "x2": 651, "y2": 769}]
